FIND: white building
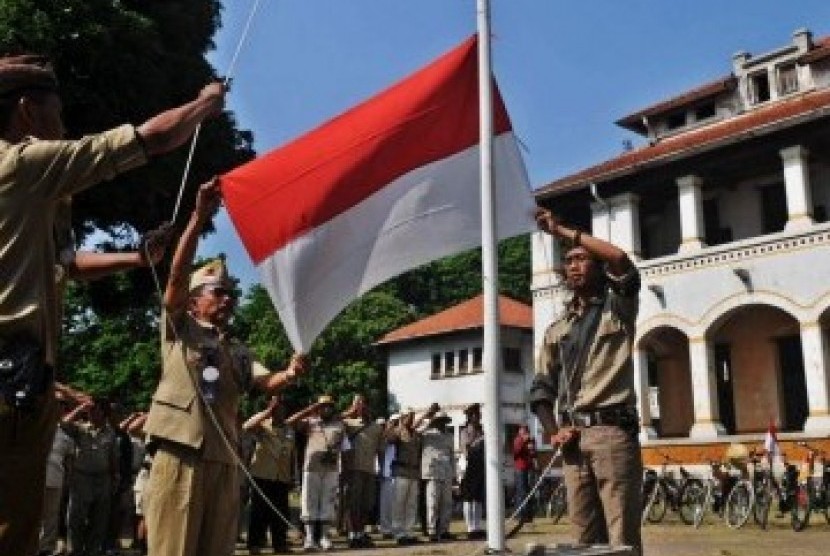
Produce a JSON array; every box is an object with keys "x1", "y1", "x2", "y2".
[
  {"x1": 377, "y1": 294, "x2": 534, "y2": 456},
  {"x1": 533, "y1": 29, "x2": 830, "y2": 459}
]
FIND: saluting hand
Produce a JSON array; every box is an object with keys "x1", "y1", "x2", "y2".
[
  {"x1": 534, "y1": 207, "x2": 560, "y2": 237},
  {"x1": 199, "y1": 81, "x2": 227, "y2": 117}
]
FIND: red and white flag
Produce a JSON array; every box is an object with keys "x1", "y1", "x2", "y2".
[
  {"x1": 220, "y1": 36, "x2": 536, "y2": 350},
  {"x1": 764, "y1": 418, "x2": 780, "y2": 459}
]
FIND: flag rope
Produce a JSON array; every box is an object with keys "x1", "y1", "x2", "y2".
[{"x1": 171, "y1": 0, "x2": 265, "y2": 223}]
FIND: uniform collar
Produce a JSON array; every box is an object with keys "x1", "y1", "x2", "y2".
[{"x1": 563, "y1": 292, "x2": 605, "y2": 321}]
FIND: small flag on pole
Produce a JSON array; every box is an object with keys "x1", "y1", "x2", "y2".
[
  {"x1": 220, "y1": 35, "x2": 536, "y2": 350},
  {"x1": 764, "y1": 418, "x2": 780, "y2": 459}
]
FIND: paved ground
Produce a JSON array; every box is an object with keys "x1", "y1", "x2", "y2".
[{"x1": 225, "y1": 512, "x2": 830, "y2": 556}]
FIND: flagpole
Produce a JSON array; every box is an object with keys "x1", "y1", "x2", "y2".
[{"x1": 477, "y1": 0, "x2": 506, "y2": 552}]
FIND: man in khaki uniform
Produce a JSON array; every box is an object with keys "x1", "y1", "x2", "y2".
[
  {"x1": 530, "y1": 208, "x2": 643, "y2": 555},
  {"x1": 420, "y1": 410, "x2": 455, "y2": 541},
  {"x1": 60, "y1": 399, "x2": 118, "y2": 556},
  {"x1": 142, "y1": 180, "x2": 307, "y2": 556},
  {"x1": 243, "y1": 395, "x2": 296, "y2": 555},
  {"x1": 341, "y1": 394, "x2": 384, "y2": 548},
  {"x1": 386, "y1": 408, "x2": 423, "y2": 546},
  {"x1": 0, "y1": 54, "x2": 225, "y2": 556},
  {"x1": 286, "y1": 395, "x2": 346, "y2": 552}
]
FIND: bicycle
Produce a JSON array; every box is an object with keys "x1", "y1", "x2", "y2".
[
  {"x1": 723, "y1": 448, "x2": 777, "y2": 529},
  {"x1": 690, "y1": 458, "x2": 735, "y2": 528},
  {"x1": 791, "y1": 442, "x2": 830, "y2": 531},
  {"x1": 641, "y1": 451, "x2": 702, "y2": 525}
]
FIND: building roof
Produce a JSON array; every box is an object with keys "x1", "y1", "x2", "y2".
[
  {"x1": 536, "y1": 86, "x2": 830, "y2": 198},
  {"x1": 376, "y1": 294, "x2": 532, "y2": 346},
  {"x1": 616, "y1": 76, "x2": 738, "y2": 134}
]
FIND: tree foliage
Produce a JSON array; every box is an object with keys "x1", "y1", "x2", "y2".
[{"x1": 1, "y1": 2, "x2": 533, "y2": 416}]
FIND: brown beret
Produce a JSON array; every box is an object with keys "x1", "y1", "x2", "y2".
[{"x1": 0, "y1": 54, "x2": 58, "y2": 97}]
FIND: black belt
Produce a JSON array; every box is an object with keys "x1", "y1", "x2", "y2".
[{"x1": 558, "y1": 405, "x2": 638, "y2": 428}]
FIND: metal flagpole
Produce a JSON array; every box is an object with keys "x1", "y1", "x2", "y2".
[{"x1": 477, "y1": 0, "x2": 506, "y2": 552}]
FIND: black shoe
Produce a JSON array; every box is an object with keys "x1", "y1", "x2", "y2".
[
  {"x1": 348, "y1": 538, "x2": 362, "y2": 549},
  {"x1": 359, "y1": 535, "x2": 375, "y2": 548},
  {"x1": 467, "y1": 530, "x2": 487, "y2": 540},
  {"x1": 440, "y1": 531, "x2": 456, "y2": 540},
  {"x1": 428, "y1": 533, "x2": 441, "y2": 542}
]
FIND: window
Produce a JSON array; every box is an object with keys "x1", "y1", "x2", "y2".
[
  {"x1": 760, "y1": 183, "x2": 787, "y2": 234},
  {"x1": 778, "y1": 64, "x2": 799, "y2": 95},
  {"x1": 458, "y1": 349, "x2": 469, "y2": 374},
  {"x1": 502, "y1": 347, "x2": 523, "y2": 374},
  {"x1": 666, "y1": 111, "x2": 686, "y2": 130},
  {"x1": 444, "y1": 351, "x2": 455, "y2": 376},
  {"x1": 694, "y1": 102, "x2": 716, "y2": 121},
  {"x1": 749, "y1": 71, "x2": 771, "y2": 104},
  {"x1": 472, "y1": 347, "x2": 483, "y2": 372},
  {"x1": 431, "y1": 353, "x2": 441, "y2": 378}
]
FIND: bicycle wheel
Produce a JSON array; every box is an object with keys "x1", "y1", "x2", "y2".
[
  {"x1": 548, "y1": 483, "x2": 568, "y2": 524},
  {"x1": 679, "y1": 479, "x2": 705, "y2": 526},
  {"x1": 645, "y1": 481, "x2": 668, "y2": 523},
  {"x1": 753, "y1": 482, "x2": 772, "y2": 529},
  {"x1": 692, "y1": 483, "x2": 712, "y2": 529},
  {"x1": 724, "y1": 480, "x2": 753, "y2": 529},
  {"x1": 791, "y1": 482, "x2": 812, "y2": 532}
]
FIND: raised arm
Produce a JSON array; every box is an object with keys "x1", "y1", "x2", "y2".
[
  {"x1": 253, "y1": 353, "x2": 309, "y2": 393},
  {"x1": 285, "y1": 401, "x2": 322, "y2": 427},
  {"x1": 243, "y1": 397, "x2": 279, "y2": 431},
  {"x1": 67, "y1": 223, "x2": 173, "y2": 281},
  {"x1": 164, "y1": 180, "x2": 221, "y2": 314},
  {"x1": 535, "y1": 207, "x2": 632, "y2": 277},
  {"x1": 137, "y1": 82, "x2": 226, "y2": 156}
]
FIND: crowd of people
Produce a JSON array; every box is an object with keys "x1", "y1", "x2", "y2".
[
  {"x1": 36, "y1": 392, "x2": 502, "y2": 555},
  {"x1": 1, "y1": 50, "x2": 645, "y2": 556}
]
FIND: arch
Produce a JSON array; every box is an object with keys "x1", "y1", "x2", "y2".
[
  {"x1": 699, "y1": 290, "x2": 803, "y2": 338},
  {"x1": 635, "y1": 314, "x2": 692, "y2": 347}
]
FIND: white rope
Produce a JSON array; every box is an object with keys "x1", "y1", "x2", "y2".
[{"x1": 170, "y1": 0, "x2": 265, "y2": 223}]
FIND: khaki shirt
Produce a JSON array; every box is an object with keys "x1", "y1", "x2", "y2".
[
  {"x1": 534, "y1": 267, "x2": 640, "y2": 412},
  {"x1": 249, "y1": 418, "x2": 295, "y2": 484},
  {"x1": 298, "y1": 416, "x2": 345, "y2": 473},
  {"x1": 421, "y1": 428, "x2": 455, "y2": 480},
  {"x1": 342, "y1": 418, "x2": 384, "y2": 474},
  {"x1": 143, "y1": 309, "x2": 269, "y2": 465},
  {"x1": 386, "y1": 425, "x2": 422, "y2": 479},
  {"x1": 63, "y1": 422, "x2": 117, "y2": 475},
  {"x1": 0, "y1": 125, "x2": 146, "y2": 364}
]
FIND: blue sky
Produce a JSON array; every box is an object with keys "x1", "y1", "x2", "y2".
[{"x1": 199, "y1": 0, "x2": 830, "y2": 288}]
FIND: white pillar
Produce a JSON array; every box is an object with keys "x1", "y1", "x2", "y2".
[
  {"x1": 591, "y1": 200, "x2": 611, "y2": 242},
  {"x1": 688, "y1": 338, "x2": 727, "y2": 438},
  {"x1": 633, "y1": 349, "x2": 658, "y2": 442},
  {"x1": 608, "y1": 192, "x2": 642, "y2": 261},
  {"x1": 801, "y1": 322, "x2": 830, "y2": 434},
  {"x1": 780, "y1": 146, "x2": 815, "y2": 230},
  {"x1": 531, "y1": 231, "x2": 565, "y2": 355},
  {"x1": 676, "y1": 175, "x2": 706, "y2": 252}
]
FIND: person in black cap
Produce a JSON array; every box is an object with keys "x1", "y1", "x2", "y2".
[{"x1": 0, "y1": 53, "x2": 225, "y2": 556}]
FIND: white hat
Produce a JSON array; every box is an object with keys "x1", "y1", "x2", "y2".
[{"x1": 389, "y1": 413, "x2": 401, "y2": 422}]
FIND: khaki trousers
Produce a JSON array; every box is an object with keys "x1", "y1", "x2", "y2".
[
  {"x1": 144, "y1": 443, "x2": 239, "y2": 556},
  {"x1": 300, "y1": 471, "x2": 339, "y2": 523},
  {"x1": 0, "y1": 395, "x2": 58, "y2": 556},
  {"x1": 562, "y1": 425, "x2": 643, "y2": 556},
  {"x1": 424, "y1": 478, "x2": 452, "y2": 535},
  {"x1": 391, "y1": 476, "x2": 419, "y2": 538}
]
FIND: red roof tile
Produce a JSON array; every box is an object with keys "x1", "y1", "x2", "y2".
[
  {"x1": 376, "y1": 294, "x2": 532, "y2": 346},
  {"x1": 537, "y1": 86, "x2": 830, "y2": 198}
]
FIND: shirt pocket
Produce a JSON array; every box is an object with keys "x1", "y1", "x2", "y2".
[{"x1": 152, "y1": 381, "x2": 196, "y2": 412}]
